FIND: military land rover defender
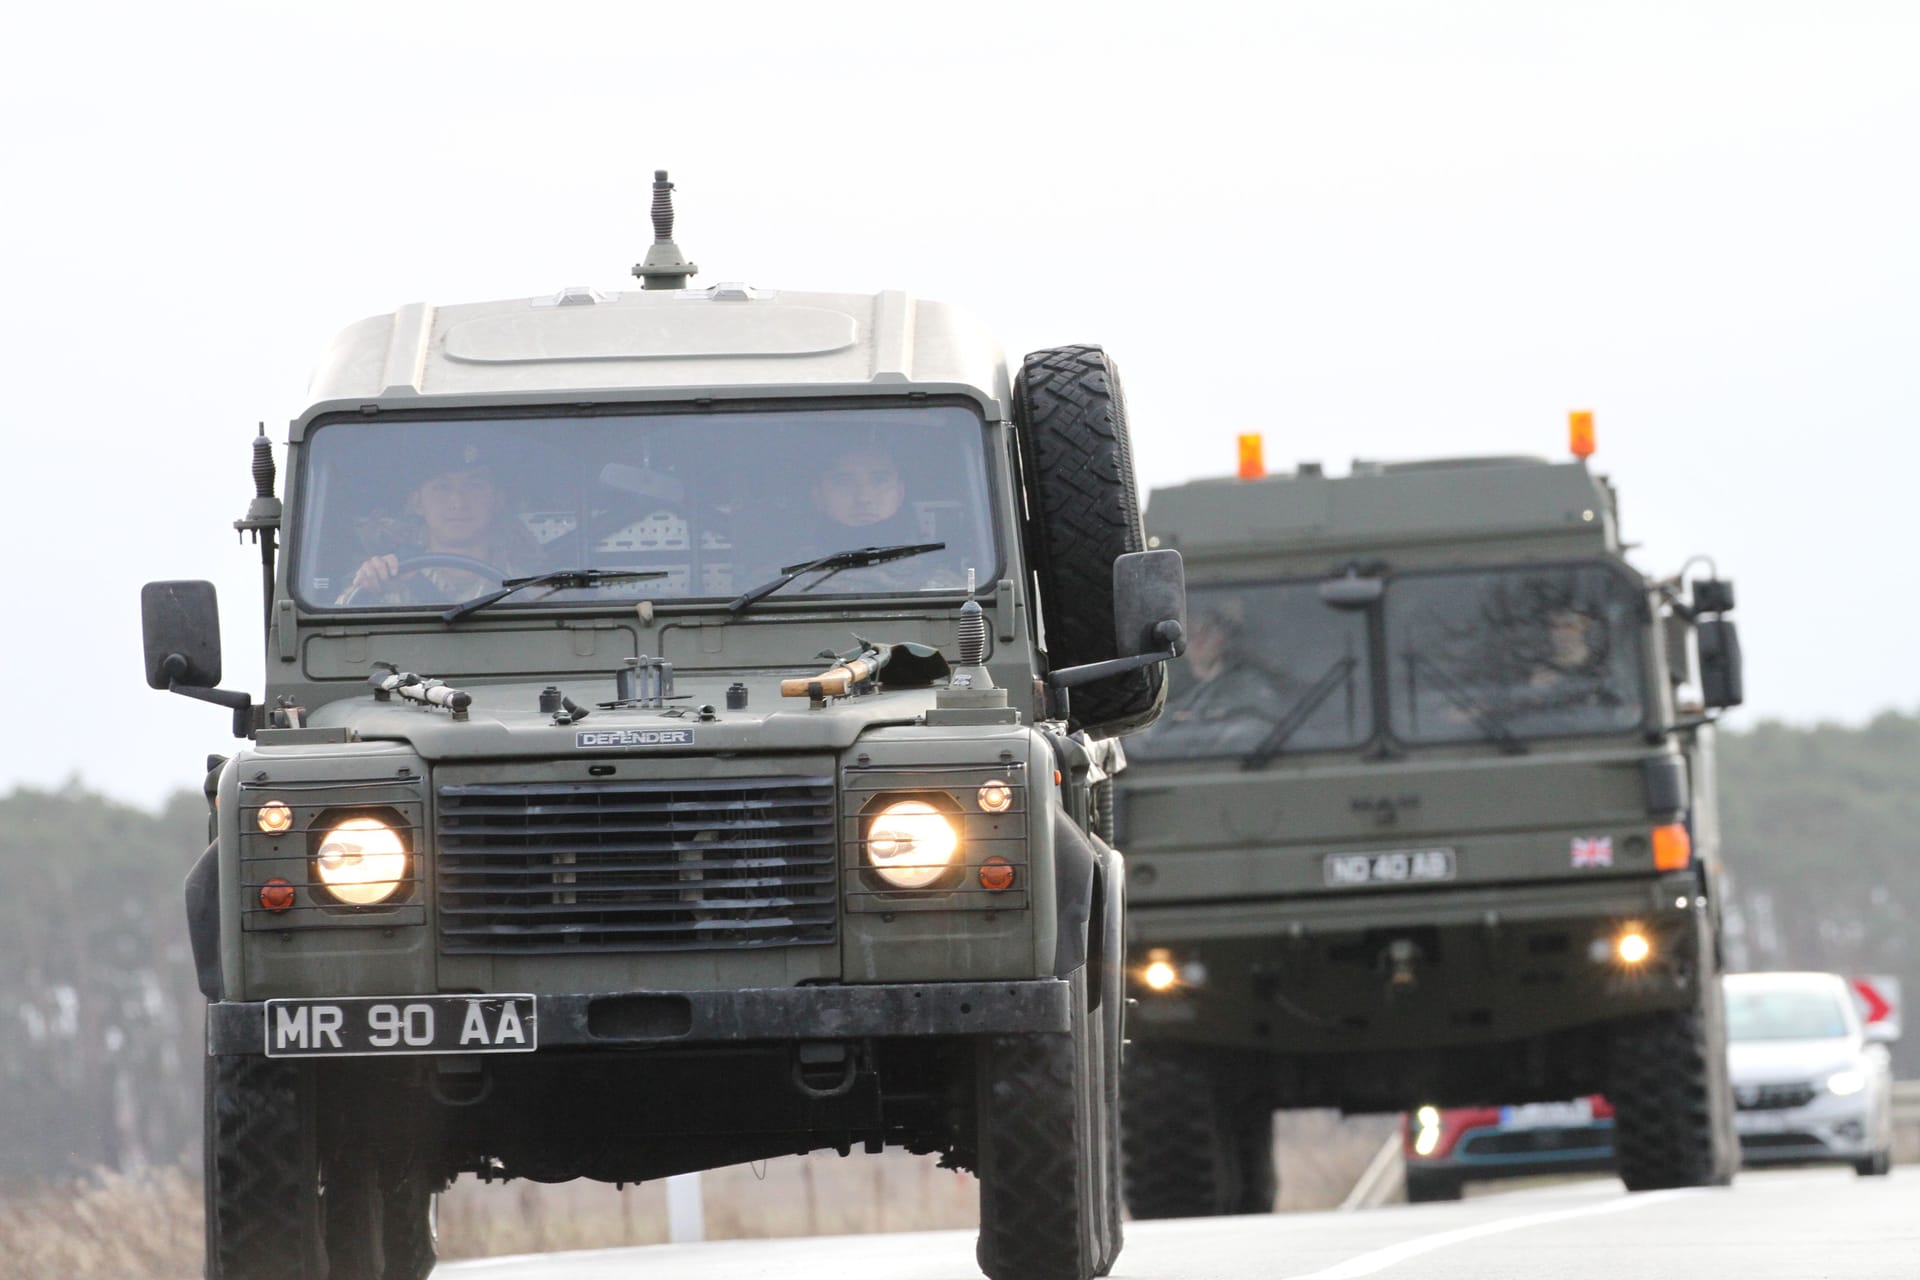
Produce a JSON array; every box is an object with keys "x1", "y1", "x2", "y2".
[
  {"x1": 142, "y1": 176, "x2": 1184, "y2": 1280},
  {"x1": 1115, "y1": 424, "x2": 1743, "y2": 1215}
]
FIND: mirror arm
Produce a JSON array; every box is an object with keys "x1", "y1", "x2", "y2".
[
  {"x1": 1048, "y1": 648, "x2": 1179, "y2": 690},
  {"x1": 167, "y1": 681, "x2": 255, "y2": 739}
]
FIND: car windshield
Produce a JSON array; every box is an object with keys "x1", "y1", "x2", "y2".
[
  {"x1": 1126, "y1": 580, "x2": 1373, "y2": 761},
  {"x1": 293, "y1": 404, "x2": 999, "y2": 611},
  {"x1": 1385, "y1": 563, "x2": 1646, "y2": 743},
  {"x1": 1726, "y1": 987, "x2": 1851, "y2": 1041}
]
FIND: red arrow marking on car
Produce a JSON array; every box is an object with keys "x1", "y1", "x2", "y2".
[{"x1": 1851, "y1": 977, "x2": 1893, "y2": 1024}]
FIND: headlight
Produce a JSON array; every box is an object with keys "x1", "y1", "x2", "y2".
[
  {"x1": 314, "y1": 816, "x2": 409, "y2": 905},
  {"x1": 864, "y1": 800, "x2": 960, "y2": 889},
  {"x1": 1826, "y1": 1069, "x2": 1867, "y2": 1097}
]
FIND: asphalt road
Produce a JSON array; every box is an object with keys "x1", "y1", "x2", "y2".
[{"x1": 441, "y1": 1166, "x2": 1917, "y2": 1280}]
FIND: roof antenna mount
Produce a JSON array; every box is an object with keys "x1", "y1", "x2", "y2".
[{"x1": 632, "y1": 170, "x2": 699, "y2": 291}]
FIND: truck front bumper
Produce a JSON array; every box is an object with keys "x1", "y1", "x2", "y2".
[{"x1": 206, "y1": 979, "x2": 1072, "y2": 1056}]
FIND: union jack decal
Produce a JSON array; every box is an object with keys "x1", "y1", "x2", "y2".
[{"x1": 1571, "y1": 836, "x2": 1614, "y2": 868}]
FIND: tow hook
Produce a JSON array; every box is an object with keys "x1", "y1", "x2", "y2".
[
  {"x1": 1385, "y1": 938, "x2": 1423, "y2": 989},
  {"x1": 791, "y1": 1040, "x2": 859, "y2": 1098}
]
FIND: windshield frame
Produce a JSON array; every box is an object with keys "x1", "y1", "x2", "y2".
[
  {"x1": 1382, "y1": 558, "x2": 1654, "y2": 748},
  {"x1": 1124, "y1": 556, "x2": 1657, "y2": 767},
  {"x1": 286, "y1": 396, "x2": 1009, "y2": 618}
]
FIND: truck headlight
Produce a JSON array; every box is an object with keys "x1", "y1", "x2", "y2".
[
  {"x1": 1826, "y1": 1069, "x2": 1866, "y2": 1097},
  {"x1": 865, "y1": 800, "x2": 960, "y2": 889},
  {"x1": 314, "y1": 815, "x2": 409, "y2": 905}
]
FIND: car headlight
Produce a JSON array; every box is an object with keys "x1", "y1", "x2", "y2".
[
  {"x1": 1826, "y1": 1069, "x2": 1867, "y2": 1097},
  {"x1": 314, "y1": 816, "x2": 409, "y2": 905},
  {"x1": 864, "y1": 800, "x2": 960, "y2": 889}
]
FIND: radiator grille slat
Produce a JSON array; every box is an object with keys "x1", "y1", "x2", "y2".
[{"x1": 436, "y1": 775, "x2": 837, "y2": 954}]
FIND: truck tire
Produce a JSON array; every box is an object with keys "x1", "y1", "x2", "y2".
[
  {"x1": 1120, "y1": 1044, "x2": 1273, "y2": 1218},
  {"x1": 205, "y1": 1053, "x2": 324, "y2": 1280},
  {"x1": 1608, "y1": 991, "x2": 1737, "y2": 1191},
  {"x1": 1013, "y1": 345, "x2": 1164, "y2": 736},
  {"x1": 976, "y1": 970, "x2": 1099, "y2": 1280}
]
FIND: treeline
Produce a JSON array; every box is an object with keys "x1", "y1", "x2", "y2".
[
  {"x1": 2, "y1": 712, "x2": 1915, "y2": 1178},
  {"x1": 1717, "y1": 710, "x2": 1920, "y2": 1077}
]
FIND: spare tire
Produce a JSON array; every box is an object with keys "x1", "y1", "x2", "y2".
[{"x1": 1014, "y1": 345, "x2": 1165, "y2": 735}]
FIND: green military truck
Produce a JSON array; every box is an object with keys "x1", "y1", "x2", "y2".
[
  {"x1": 1115, "y1": 432, "x2": 1744, "y2": 1215},
  {"x1": 142, "y1": 176, "x2": 1185, "y2": 1280}
]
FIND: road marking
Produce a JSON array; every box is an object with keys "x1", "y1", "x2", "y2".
[{"x1": 1290, "y1": 1188, "x2": 1706, "y2": 1279}]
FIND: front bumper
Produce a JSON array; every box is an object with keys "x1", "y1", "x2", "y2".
[
  {"x1": 206, "y1": 979, "x2": 1071, "y2": 1057},
  {"x1": 1734, "y1": 1087, "x2": 1879, "y2": 1164}
]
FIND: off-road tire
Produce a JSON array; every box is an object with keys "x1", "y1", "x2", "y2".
[
  {"x1": 977, "y1": 971, "x2": 1097, "y2": 1280},
  {"x1": 1404, "y1": 1168, "x2": 1464, "y2": 1203},
  {"x1": 205, "y1": 1053, "x2": 323, "y2": 1280},
  {"x1": 1121, "y1": 1044, "x2": 1273, "y2": 1218},
  {"x1": 1013, "y1": 345, "x2": 1164, "y2": 736},
  {"x1": 1608, "y1": 996, "x2": 1738, "y2": 1191}
]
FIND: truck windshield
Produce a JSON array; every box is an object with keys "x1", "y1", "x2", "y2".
[
  {"x1": 1385, "y1": 563, "x2": 1645, "y2": 744},
  {"x1": 292, "y1": 404, "x2": 999, "y2": 611},
  {"x1": 1126, "y1": 580, "x2": 1372, "y2": 761}
]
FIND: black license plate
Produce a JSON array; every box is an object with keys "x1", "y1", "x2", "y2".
[
  {"x1": 1322, "y1": 848, "x2": 1456, "y2": 887},
  {"x1": 263, "y1": 995, "x2": 538, "y2": 1058}
]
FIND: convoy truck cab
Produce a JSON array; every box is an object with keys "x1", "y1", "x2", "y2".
[
  {"x1": 1116, "y1": 430, "x2": 1744, "y2": 1217},
  {"x1": 143, "y1": 176, "x2": 1182, "y2": 1280}
]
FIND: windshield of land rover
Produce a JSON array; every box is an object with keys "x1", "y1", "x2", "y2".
[
  {"x1": 1127, "y1": 580, "x2": 1373, "y2": 760},
  {"x1": 1386, "y1": 564, "x2": 1645, "y2": 743},
  {"x1": 293, "y1": 405, "x2": 998, "y2": 610}
]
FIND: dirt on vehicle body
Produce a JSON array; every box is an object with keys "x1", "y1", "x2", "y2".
[
  {"x1": 144, "y1": 177, "x2": 1184, "y2": 1280},
  {"x1": 1116, "y1": 435, "x2": 1744, "y2": 1217}
]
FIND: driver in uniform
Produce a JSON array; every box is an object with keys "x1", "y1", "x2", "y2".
[{"x1": 343, "y1": 445, "x2": 539, "y2": 604}]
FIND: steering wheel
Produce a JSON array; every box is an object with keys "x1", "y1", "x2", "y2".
[{"x1": 337, "y1": 553, "x2": 509, "y2": 606}]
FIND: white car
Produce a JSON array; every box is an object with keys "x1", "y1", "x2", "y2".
[{"x1": 1724, "y1": 971, "x2": 1897, "y2": 1175}]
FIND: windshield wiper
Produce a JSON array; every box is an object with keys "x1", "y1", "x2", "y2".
[
  {"x1": 442, "y1": 568, "x2": 670, "y2": 623},
  {"x1": 1244, "y1": 655, "x2": 1359, "y2": 770},
  {"x1": 725, "y1": 542, "x2": 945, "y2": 615},
  {"x1": 1402, "y1": 651, "x2": 1528, "y2": 755}
]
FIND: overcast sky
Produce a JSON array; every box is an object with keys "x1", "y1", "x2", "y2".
[{"x1": 3, "y1": 1, "x2": 1915, "y2": 807}]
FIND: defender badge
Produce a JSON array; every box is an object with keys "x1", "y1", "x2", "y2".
[{"x1": 575, "y1": 728, "x2": 695, "y2": 749}]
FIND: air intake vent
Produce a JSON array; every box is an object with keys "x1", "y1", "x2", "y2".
[{"x1": 436, "y1": 776, "x2": 836, "y2": 954}]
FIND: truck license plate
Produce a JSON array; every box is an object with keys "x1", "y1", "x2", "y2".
[
  {"x1": 263, "y1": 995, "x2": 538, "y2": 1058},
  {"x1": 1322, "y1": 848, "x2": 1456, "y2": 887}
]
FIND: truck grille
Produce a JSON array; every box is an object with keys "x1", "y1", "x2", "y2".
[{"x1": 435, "y1": 776, "x2": 836, "y2": 954}]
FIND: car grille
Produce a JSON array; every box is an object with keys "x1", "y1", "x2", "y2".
[
  {"x1": 1460, "y1": 1128, "x2": 1611, "y2": 1158},
  {"x1": 1734, "y1": 1082, "x2": 1816, "y2": 1111},
  {"x1": 435, "y1": 776, "x2": 837, "y2": 954}
]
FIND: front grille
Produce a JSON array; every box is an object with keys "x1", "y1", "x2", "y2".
[
  {"x1": 1739, "y1": 1132, "x2": 1822, "y2": 1151},
  {"x1": 1735, "y1": 1082, "x2": 1816, "y2": 1111},
  {"x1": 436, "y1": 776, "x2": 836, "y2": 954},
  {"x1": 1460, "y1": 1127, "x2": 1611, "y2": 1158}
]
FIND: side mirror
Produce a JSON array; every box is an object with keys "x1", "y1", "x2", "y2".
[
  {"x1": 1691, "y1": 578, "x2": 1735, "y2": 615},
  {"x1": 1697, "y1": 618, "x2": 1743, "y2": 709},
  {"x1": 1112, "y1": 549, "x2": 1187, "y2": 659},
  {"x1": 142, "y1": 580, "x2": 223, "y2": 689},
  {"x1": 1863, "y1": 1019, "x2": 1900, "y2": 1045},
  {"x1": 1318, "y1": 572, "x2": 1383, "y2": 610}
]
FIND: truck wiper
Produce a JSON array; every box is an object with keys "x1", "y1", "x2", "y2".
[
  {"x1": 1244, "y1": 655, "x2": 1359, "y2": 770},
  {"x1": 1402, "y1": 651, "x2": 1528, "y2": 755},
  {"x1": 442, "y1": 568, "x2": 669, "y2": 623},
  {"x1": 725, "y1": 542, "x2": 945, "y2": 615}
]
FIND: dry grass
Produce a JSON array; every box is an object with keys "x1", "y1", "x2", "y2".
[
  {"x1": 0, "y1": 1166, "x2": 201, "y2": 1280},
  {"x1": 0, "y1": 1110, "x2": 1396, "y2": 1277}
]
